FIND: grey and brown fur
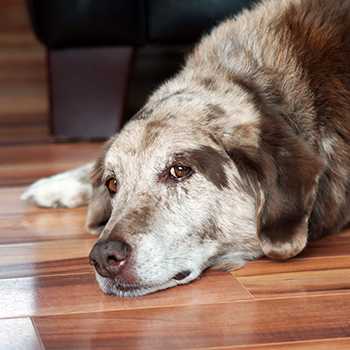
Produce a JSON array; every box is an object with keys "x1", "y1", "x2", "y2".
[{"x1": 22, "y1": 0, "x2": 350, "y2": 297}]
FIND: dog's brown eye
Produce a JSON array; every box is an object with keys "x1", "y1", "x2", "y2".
[
  {"x1": 106, "y1": 178, "x2": 117, "y2": 195},
  {"x1": 170, "y1": 166, "x2": 192, "y2": 179}
]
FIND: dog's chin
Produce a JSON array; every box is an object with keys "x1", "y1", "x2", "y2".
[{"x1": 94, "y1": 271, "x2": 196, "y2": 298}]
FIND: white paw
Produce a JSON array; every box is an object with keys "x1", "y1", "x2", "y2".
[{"x1": 21, "y1": 174, "x2": 92, "y2": 209}]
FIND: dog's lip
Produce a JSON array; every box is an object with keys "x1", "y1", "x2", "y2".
[
  {"x1": 112, "y1": 273, "x2": 190, "y2": 292},
  {"x1": 99, "y1": 270, "x2": 193, "y2": 297},
  {"x1": 113, "y1": 281, "x2": 147, "y2": 292},
  {"x1": 108, "y1": 281, "x2": 166, "y2": 297},
  {"x1": 101, "y1": 277, "x2": 160, "y2": 293},
  {"x1": 115, "y1": 271, "x2": 192, "y2": 291}
]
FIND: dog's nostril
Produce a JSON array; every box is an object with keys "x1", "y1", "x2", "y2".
[
  {"x1": 173, "y1": 270, "x2": 191, "y2": 281},
  {"x1": 107, "y1": 255, "x2": 124, "y2": 266},
  {"x1": 89, "y1": 257, "x2": 98, "y2": 267}
]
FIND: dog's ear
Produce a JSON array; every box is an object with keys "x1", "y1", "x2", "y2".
[
  {"x1": 85, "y1": 138, "x2": 114, "y2": 235},
  {"x1": 226, "y1": 119, "x2": 324, "y2": 260}
]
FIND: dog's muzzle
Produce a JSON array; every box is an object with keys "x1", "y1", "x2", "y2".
[{"x1": 89, "y1": 240, "x2": 192, "y2": 283}]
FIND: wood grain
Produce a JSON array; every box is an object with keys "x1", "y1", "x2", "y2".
[
  {"x1": 0, "y1": 268, "x2": 251, "y2": 319},
  {"x1": 1, "y1": 238, "x2": 95, "y2": 268},
  {"x1": 224, "y1": 338, "x2": 350, "y2": 349},
  {"x1": 233, "y1": 230, "x2": 350, "y2": 299},
  {"x1": 0, "y1": 188, "x2": 89, "y2": 244},
  {"x1": 33, "y1": 295, "x2": 350, "y2": 350},
  {"x1": 0, "y1": 0, "x2": 49, "y2": 145},
  {"x1": 0, "y1": 143, "x2": 103, "y2": 186},
  {"x1": 236, "y1": 267, "x2": 350, "y2": 299},
  {"x1": 0, "y1": 208, "x2": 88, "y2": 244}
]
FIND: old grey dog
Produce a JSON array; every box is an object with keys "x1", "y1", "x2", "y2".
[{"x1": 22, "y1": 0, "x2": 350, "y2": 297}]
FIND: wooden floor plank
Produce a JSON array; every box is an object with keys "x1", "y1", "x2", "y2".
[
  {"x1": 0, "y1": 143, "x2": 103, "y2": 166},
  {"x1": 232, "y1": 230, "x2": 350, "y2": 300},
  {"x1": 223, "y1": 338, "x2": 350, "y2": 349},
  {"x1": 0, "y1": 257, "x2": 92, "y2": 280},
  {"x1": 1, "y1": 238, "x2": 95, "y2": 275},
  {"x1": 0, "y1": 126, "x2": 49, "y2": 145},
  {"x1": 0, "y1": 270, "x2": 251, "y2": 319},
  {"x1": 235, "y1": 268, "x2": 350, "y2": 300},
  {"x1": 0, "y1": 317, "x2": 43, "y2": 350},
  {"x1": 0, "y1": 189, "x2": 89, "y2": 244},
  {"x1": 232, "y1": 229, "x2": 350, "y2": 276},
  {"x1": 0, "y1": 187, "x2": 92, "y2": 250},
  {"x1": 0, "y1": 143, "x2": 103, "y2": 187},
  {"x1": 32, "y1": 295, "x2": 350, "y2": 350},
  {"x1": 0, "y1": 207, "x2": 89, "y2": 244}
]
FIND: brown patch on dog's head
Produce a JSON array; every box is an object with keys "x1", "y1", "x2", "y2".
[
  {"x1": 190, "y1": 146, "x2": 230, "y2": 190},
  {"x1": 166, "y1": 146, "x2": 230, "y2": 190},
  {"x1": 201, "y1": 77, "x2": 217, "y2": 91},
  {"x1": 140, "y1": 119, "x2": 170, "y2": 150},
  {"x1": 225, "y1": 81, "x2": 324, "y2": 260},
  {"x1": 206, "y1": 103, "x2": 227, "y2": 121},
  {"x1": 120, "y1": 204, "x2": 154, "y2": 236}
]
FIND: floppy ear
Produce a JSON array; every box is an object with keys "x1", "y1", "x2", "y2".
[
  {"x1": 85, "y1": 138, "x2": 114, "y2": 235},
  {"x1": 227, "y1": 119, "x2": 324, "y2": 259}
]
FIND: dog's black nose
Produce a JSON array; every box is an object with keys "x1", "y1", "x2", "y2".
[{"x1": 89, "y1": 240, "x2": 130, "y2": 278}]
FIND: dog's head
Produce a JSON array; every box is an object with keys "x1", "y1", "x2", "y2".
[{"x1": 87, "y1": 85, "x2": 323, "y2": 297}]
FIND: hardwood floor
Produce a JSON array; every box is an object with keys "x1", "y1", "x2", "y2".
[
  {"x1": 2, "y1": 1, "x2": 350, "y2": 349},
  {"x1": 0, "y1": 0, "x2": 49, "y2": 145}
]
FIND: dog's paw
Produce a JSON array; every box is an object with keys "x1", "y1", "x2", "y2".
[{"x1": 21, "y1": 173, "x2": 92, "y2": 209}]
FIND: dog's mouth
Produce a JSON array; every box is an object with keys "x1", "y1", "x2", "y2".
[
  {"x1": 95, "y1": 269, "x2": 193, "y2": 297},
  {"x1": 172, "y1": 270, "x2": 192, "y2": 281}
]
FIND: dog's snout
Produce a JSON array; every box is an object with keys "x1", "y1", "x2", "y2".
[{"x1": 89, "y1": 240, "x2": 130, "y2": 278}]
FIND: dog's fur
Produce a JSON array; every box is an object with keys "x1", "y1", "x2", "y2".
[{"x1": 22, "y1": 0, "x2": 350, "y2": 297}]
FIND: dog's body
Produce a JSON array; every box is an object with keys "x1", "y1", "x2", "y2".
[{"x1": 22, "y1": 0, "x2": 350, "y2": 297}]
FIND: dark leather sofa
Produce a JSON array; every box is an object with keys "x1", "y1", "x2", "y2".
[{"x1": 26, "y1": 0, "x2": 256, "y2": 139}]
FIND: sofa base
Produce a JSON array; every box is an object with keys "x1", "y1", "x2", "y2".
[{"x1": 49, "y1": 46, "x2": 134, "y2": 140}]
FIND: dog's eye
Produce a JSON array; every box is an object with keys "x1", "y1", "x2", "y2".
[
  {"x1": 106, "y1": 178, "x2": 117, "y2": 195},
  {"x1": 170, "y1": 166, "x2": 192, "y2": 179}
]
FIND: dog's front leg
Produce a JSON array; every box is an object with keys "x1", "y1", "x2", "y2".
[{"x1": 21, "y1": 162, "x2": 94, "y2": 208}]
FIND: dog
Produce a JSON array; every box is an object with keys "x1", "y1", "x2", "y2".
[{"x1": 22, "y1": 0, "x2": 350, "y2": 297}]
